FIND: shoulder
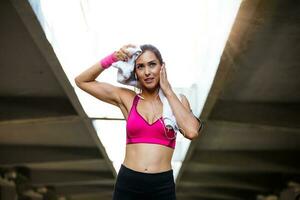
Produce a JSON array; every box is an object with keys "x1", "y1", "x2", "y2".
[{"x1": 118, "y1": 87, "x2": 137, "y2": 109}]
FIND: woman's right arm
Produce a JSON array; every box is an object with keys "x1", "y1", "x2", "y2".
[{"x1": 74, "y1": 45, "x2": 134, "y2": 107}]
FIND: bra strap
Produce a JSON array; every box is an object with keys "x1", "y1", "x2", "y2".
[{"x1": 132, "y1": 95, "x2": 140, "y2": 107}]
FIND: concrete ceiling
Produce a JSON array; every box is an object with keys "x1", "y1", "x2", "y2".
[
  {"x1": 0, "y1": 0, "x2": 115, "y2": 199},
  {"x1": 0, "y1": 0, "x2": 299, "y2": 200},
  {"x1": 176, "y1": 0, "x2": 300, "y2": 200}
]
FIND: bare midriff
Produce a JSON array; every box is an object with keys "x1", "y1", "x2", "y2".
[{"x1": 123, "y1": 143, "x2": 174, "y2": 173}]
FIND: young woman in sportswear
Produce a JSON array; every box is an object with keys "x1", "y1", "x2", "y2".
[{"x1": 75, "y1": 44, "x2": 202, "y2": 200}]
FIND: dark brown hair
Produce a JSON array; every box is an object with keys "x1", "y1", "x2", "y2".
[{"x1": 136, "y1": 44, "x2": 164, "y2": 65}]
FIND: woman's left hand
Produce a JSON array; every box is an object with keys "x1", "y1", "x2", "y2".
[{"x1": 160, "y1": 64, "x2": 173, "y2": 96}]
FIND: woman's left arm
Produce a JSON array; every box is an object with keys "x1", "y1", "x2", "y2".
[{"x1": 160, "y1": 65, "x2": 202, "y2": 140}]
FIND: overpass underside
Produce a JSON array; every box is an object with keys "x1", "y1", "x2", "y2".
[{"x1": 0, "y1": 0, "x2": 300, "y2": 199}]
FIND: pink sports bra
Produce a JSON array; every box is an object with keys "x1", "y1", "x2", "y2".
[{"x1": 126, "y1": 95, "x2": 176, "y2": 149}]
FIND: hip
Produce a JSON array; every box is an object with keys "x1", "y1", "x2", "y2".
[{"x1": 113, "y1": 164, "x2": 176, "y2": 200}]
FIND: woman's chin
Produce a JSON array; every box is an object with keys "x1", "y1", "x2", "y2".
[{"x1": 142, "y1": 82, "x2": 159, "y2": 91}]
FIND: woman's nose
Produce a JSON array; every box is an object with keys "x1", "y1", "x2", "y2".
[{"x1": 144, "y1": 67, "x2": 150, "y2": 76}]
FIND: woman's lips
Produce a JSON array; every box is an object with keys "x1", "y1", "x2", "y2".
[{"x1": 144, "y1": 78, "x2": 154, "y2": 83}]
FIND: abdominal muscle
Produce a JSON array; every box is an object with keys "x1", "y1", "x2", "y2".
[{"x1": 123, "y1": 143, "x2": 174, "y2": 173}]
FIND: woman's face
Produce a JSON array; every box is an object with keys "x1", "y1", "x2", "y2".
[{"x1": 135, "y1": 50, "x2": 162, "y2": 90}]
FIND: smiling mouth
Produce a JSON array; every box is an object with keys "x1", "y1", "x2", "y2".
[{"x1": 144, "y1": 78, "x2": 154, "y2": 83}]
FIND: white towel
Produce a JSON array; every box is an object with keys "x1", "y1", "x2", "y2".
[
  {"x1": 158, "y1": 89, "x2": 180, "y2": 131},
  {"x1": 111, "y1": 47, "x2": 141, "y2": 87},
  {"x1": 112, "y1": 46, "x2": 179, "y2": 132}
]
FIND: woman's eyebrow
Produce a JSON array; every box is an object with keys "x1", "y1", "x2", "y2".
[
  {"x1": 136, "y1": 63, "x2": 144, "y2": 67},
  {"x1": 136, "y1": 60, "x2": 156, "y2": 65}
]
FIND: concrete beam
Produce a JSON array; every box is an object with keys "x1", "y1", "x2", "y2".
[
  {"x1": 0, "y1": 97, "x2": 76, "y2": 121},
  {"x1": 68, "y1": 192, "x2": 113, "y2": 200},
  {"x1": 179, "y1": 171, "x2": 279, "y2": 190},
  {"x1": 176, "y1": 189, "x2": 248, "y2": 200},
  {"x1": 26, "y1": 159, "x2": 110, "y2": 172},
  {"x1": 30, "y1": 170, "x2": 114, "y2": 186},
  {"x1": 0, "y1": 116, "x2": 96, "y2": 147},
  {"x1": 196, "y1": 120, "x2": 300, "y2": 150},
  {"x1": 177, "y1": 0, "x2": 264, "y2": 185},
  {"x1": 0, "y1": 145, "x2": 102, "y2": 165},
  {"x1": 189, "y1": 150, "x2": 300, "y2": 173},
  {"x1": 210, "y1": 101, "x2": 300, "y2": 128},
  {"x1": 55, "y1": 185, "x2": 114, "y2": 196},
  {"x1": 177, "y1": 196, "x2": 234, "y2": 200},
  {"x1": 0, "y1": 185, "x2": 17, "y2": 200},
  {"x1": 179, "y1": 180, "x2": 269, "y2": 192},
  {"x1": 10, "y1": 0, "x2": 116, "y2": 177}
]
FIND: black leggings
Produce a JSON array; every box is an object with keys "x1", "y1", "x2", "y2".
[{"x1": 112, "y1": 164, "x2": 176, "y2": 200}]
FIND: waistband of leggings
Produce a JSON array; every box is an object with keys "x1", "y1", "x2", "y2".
[{"x1": 120, "y1": 164, "x2": 173, "y2": 177}]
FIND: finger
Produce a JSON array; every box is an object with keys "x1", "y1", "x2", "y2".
[
  {"x1": 160, "y1": 67, "x2": 164, "y2": 78},
  {"x1": 121, "y1": 44, "x2": 134, "y2": 50},
  {"x1": 161, "y1": 65, "x2": 166, "y2": 77},
  {"x1": 124, "y1": 50, "x2": 131, "y2": 58},
  {"x1": 116, "y1": 51, "x2": 128, "y2": 61},
  {"x1": 159, "y1": 70, "x2": 163, "y2": 84},
  {"x1": 124, "y1": 44, "x2": 136, "y2": 48},
  {"x1": 115, "y1": 51, "x2": 122, "y2": 60},
  {"x1": 120, "y1": 48, "x2": 131, "y2": 59},
  {"x1": 125, "y1": 44, "x2": 137, "y2": 56}
]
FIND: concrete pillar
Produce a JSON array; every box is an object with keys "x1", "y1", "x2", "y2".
[
  {"x1": 280, "y1": 188, "x2": 300, "y2": 200},
  {"x1": 0, "y1": 185, "x2": 17, "y2": 200}
]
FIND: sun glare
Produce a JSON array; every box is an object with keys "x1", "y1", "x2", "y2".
[{"x1": 28, "y1": 0, "x2": 241, "y2": 179}]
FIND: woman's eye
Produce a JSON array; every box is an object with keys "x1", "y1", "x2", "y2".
[
  {"x1": 149, "y1": 63, "x2": 156, "y2": 67},
  {"x1": 136, "y1": 65, "x2": 143, "y2": 69}
]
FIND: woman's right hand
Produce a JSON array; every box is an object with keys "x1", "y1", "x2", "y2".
[{"x1": 114, "y1": 44, "x2": 136, "y2": 62}]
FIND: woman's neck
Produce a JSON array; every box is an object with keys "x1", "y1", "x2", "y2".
[{"x1": 139, "y1": 88, "x2": 160, "y2": 101}]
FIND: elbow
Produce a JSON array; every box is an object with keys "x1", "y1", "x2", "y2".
[
  {"x1": 74, "y1": 77, "x2": 82, "y2": 87},
  {"x1": 185, "y1": 130, "x2": 199, "y2": 140},
  {"x1": 185, "y1": 118, "x2": 204, "y2": 140},
  {"x1": 182, "y1": 120, "x2": 203, "y2": 140},
  {"x1": 182, "y1": 126, "x2": 199, "y2": 140},
  {"x1": 178, "y1": 122, "x2": 200, "y2": 140}
]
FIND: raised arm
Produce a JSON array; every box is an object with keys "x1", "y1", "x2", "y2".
[
  {"x1": 74, "y1": 44, "x2": 135, "y2": 107},
  {"x1": 159, "y1": 65, "x2": 202, "y2": 140}
]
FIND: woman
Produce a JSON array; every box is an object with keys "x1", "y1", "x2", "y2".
[{"x1": 75, "y1": 44, "x2": 202, "y2": 200}]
